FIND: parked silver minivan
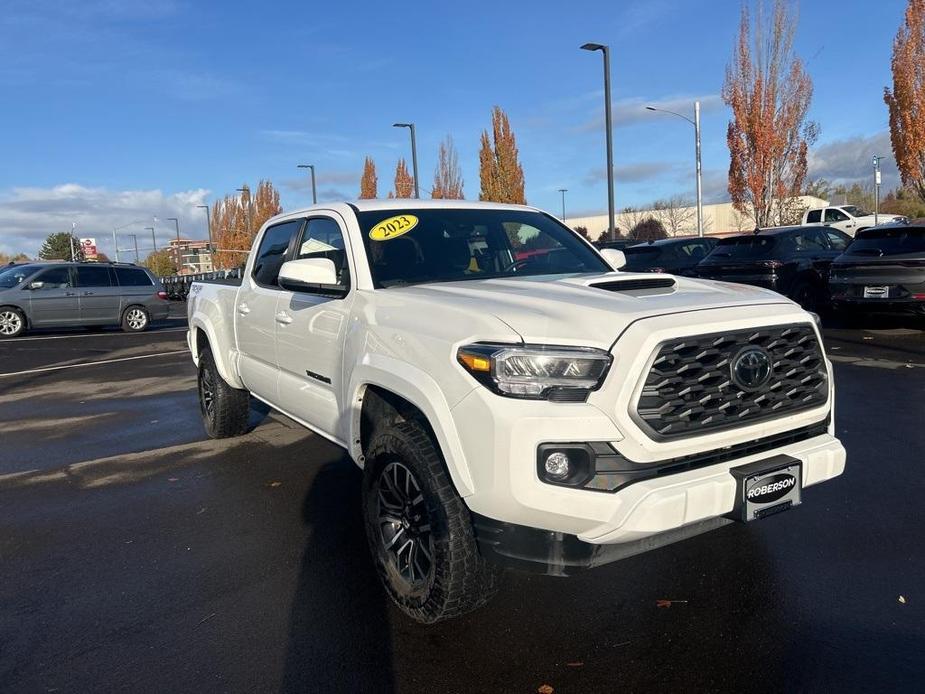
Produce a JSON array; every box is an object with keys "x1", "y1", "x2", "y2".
[{"x1": 0, "y1": 262, "x2": 170, "y2": 338}]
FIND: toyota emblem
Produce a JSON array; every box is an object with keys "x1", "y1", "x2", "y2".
[{"x1": 731, "y1": 346, "x2": 773, "y2": 390}]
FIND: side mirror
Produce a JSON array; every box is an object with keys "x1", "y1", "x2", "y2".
[
  {"x1": 27, "y1": 281, "x2": 45, "y2": 290},
  {"x1": 600, "y1": 248, "x2": 626, "y2": 271},
  {"x1": 278, "y1": 258, "x2": 342, "y2": 294}
]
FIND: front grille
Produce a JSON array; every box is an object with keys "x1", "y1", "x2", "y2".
[{"x1": 635, "y1": 325, "x2": 828, "y2": 439}]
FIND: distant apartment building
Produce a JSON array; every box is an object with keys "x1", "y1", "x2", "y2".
[{"x1": 168, "y1": 238, "x2": 214, "y2": 275}]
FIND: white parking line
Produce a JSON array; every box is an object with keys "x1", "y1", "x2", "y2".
[
  {"x1": 0, "y1": 350, "x2": 189, "y2": 378},
  {"x1": 7, "y1": 327, "x2": 188, "y2": 342}
]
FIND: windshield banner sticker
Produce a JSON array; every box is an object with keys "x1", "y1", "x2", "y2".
[{"x1": 369, "y1": 214, "x2": 419, "y2": 241}]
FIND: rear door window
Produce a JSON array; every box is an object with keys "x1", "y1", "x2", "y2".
[
  {"x1": 824, "y1": 230, "x2": 850, "y2": 252},
  {"x1": 115, "y1": 268, "x2": 154, "y2": 286},
  {"x1": 806, "y1": 209, "x2": 822, "y2": 223},
  {"x1": 252, "y1": 220, "x2": 302, "y2": 287},
  {"x1": 76, "y1": 266, "x2": 113, "y2": 287},
  {"x1": 795, "y1": 229, "x2": 828, "y2": 251}
]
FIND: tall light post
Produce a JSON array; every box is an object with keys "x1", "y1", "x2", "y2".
[
  {"x1": 581, "y1": 43, "x2": 615, "y2": 240},
  {"x1": 872, "y1": 155, "x2": 883, "y2": 226},
  {"x1": 558, "y1": 188, "x2": 568, "y2": 221},
  {"x1": 128, "y1": 234, "x2": 139, "y2": 263},
  {"x1": 196, "y1": 204, "x2": 212, "y2": 249},
  {"x1": 297, "y1": 164, "x2": 317, "y2": 204},
  {"x1": 167, "y1": 217, "x2": 181, "y2": 271},
  {"x1": 145, "y1": 227, "x2": 156, "y2": 255},
  {"x1": 645, "y1": 101, "x2": 704, "y2": 237},
  {"x1": 392, "y1": 123, "x2": 420, "y2": 198},
  {"x1": 112, "y1": 218, "x2": 149, "y2": 262}
]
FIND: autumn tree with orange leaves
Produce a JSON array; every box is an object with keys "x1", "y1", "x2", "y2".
[
  {"x1": 390, "y1": 158, "x2": 414, "y2": 198},
  {"x1": 432, "y1": 136, "x2": 464, "y2": 199},
  {"x1": 884, "y1": 0, "x2": 925, "y2": 201},
  {"x1": 723, "y1": 0, "x2": 817, "y2": 227},
  {"x1": 211, "y1": 181, "x2": 282, "y2": 269},
  {"x1": 359, "y1": 157, "x2": 378, "y2": 199},
  {"x1": 478, "y1": 106, "x2": 526, "y2": 204}
]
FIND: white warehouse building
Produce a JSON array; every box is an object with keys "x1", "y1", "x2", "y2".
[{"x1": 564, "y1": 195, "x2": 829, "y2": 238}]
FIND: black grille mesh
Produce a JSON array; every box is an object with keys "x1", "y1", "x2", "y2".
[{"x1": 635, "y1": 325, "x2": 828, "y2": 438}]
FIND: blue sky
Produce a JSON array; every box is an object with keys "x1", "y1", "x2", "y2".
[{"x1": 0, "y1": 0, "x2": 911, "y2": 256}]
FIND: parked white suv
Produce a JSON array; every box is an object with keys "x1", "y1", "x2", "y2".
[
  {"x1": 187, "y1": 200, "x2": 845, "y2": 623},
  {"x1": 802, "y1": 204, "x2": 905, "y2": 236}
]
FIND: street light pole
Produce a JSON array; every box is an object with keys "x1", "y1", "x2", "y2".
[
  {"x1": 196, "y1": 205, "x2": 212, "y2": 249},
  {"x1": 645, "y1": 101, "x2": 704, "y2": 237},
  {"x1": 145, "y1": 227, "x2": 156, "y2": 256},
  {"x1": 393, "y1": 123, "x2": 420, "y2": 198},
  {"x1": 129, "y1": 234, "x2": 139, "y2": 264},
  {"x1": 581, "y1": 43, "x2": 615, "y2": 240},
  {"x1": 872, "y1": 155, "x2": 883, "y2": 226},
  {"x1": 297, "y1": 164, "x2": 317, "y2": 204},
  {"x1": 558, "y1": 188, "x2": 568, "y2": 220}
]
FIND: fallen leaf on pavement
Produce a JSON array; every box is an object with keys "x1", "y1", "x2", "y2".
[
  {"x1": 899, "y1": 595, "x2": 907, "y2": 604},
  {"x1": 657, "y1": 599, "x2": 689, "y2": 608},
  {"x1": 538, "y1": 685, "x2": 554, "y2": 694},
  {"x1": 268, "y1": 481, "x2": 282, "y2": 487},
  {"x1": 566, "y1": 662, "x2": 584, "y2": 667},
  {"x1": 168, "y1": 477, "x2": 179, "y2": 482}
]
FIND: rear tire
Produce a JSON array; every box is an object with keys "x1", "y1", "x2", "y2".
[
  {"x1": 0, "y1": 307, "x2": 25, "y2": 339},
  {"x1": 198, "y1": 348, "x2": 250, "y2": 438},
  {"x1": 121, "y1": 306, "x2": 150, "y2": 332},
  {"x1": 363, "y1": 419, "x2": 502, "y2": 623}
]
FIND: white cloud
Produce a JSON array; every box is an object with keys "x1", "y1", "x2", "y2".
[
  {"x1": 584, "y1": 161, "x2": 679, "y2": 185},
  {"x1": 577, "y1": 93, "x2": 724, "y2": 132},
  {"x1": 0, "y1": 184, "x2": 210, "y2": 258}
]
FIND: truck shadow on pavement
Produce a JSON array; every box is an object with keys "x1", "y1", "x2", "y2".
[{"x1": 281, "y1": 457, "x2": 396, "y2": 694}]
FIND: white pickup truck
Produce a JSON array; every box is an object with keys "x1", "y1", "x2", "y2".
[
  {"x1": 802, "y1": 204, "x2": 905, "y2": 236},
  {"x1": 188, "y1": 200, "x2": 845, "y2": 623}
]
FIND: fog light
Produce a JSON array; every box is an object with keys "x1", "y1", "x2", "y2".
[{"x1": 544, "y1": 452, "x2": 571, "y2": 479}]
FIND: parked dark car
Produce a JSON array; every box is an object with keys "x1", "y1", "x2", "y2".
[
  {"x1": 829, "y1": 222, "x2": 925, "y2": 316},
  {"x1": 622, "y1": 236, "x2": 717, "y2": 275},
  {"x1": 695, "y1": 226, "x2": 851, "y2": 310}
]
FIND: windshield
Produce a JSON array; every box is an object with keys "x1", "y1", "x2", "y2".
[
  {"x1": 356, "y1": 208, "x2": 609, "y2": 288},
  {"x1": 846, "y1": 227, "x2": 925, "y2": 256},
  {"x1": 707, "y1": 236, "x2": 777, "y2": 260},
  {"x1": 842, "y1": 205, "x2": 871, "y2": 218},
  {"x1": 0, "y1": 264, "x2": 40, "y2": 289}
]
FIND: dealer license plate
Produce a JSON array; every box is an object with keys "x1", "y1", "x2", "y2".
[
  {"x1": 726, "y1": 455, "x2": 802, "y2": 522},
  {"x1": 863, "y1": 285, "x2": 890, "y2": 298}
]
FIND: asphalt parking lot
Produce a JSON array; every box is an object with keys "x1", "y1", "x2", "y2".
[{"x1": 1, "y1": 312, "x2": 923, "y2": 693}]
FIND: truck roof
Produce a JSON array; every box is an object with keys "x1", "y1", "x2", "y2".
[{"x1": 283, "y1": 199, "x2": 541, "y2": 217}]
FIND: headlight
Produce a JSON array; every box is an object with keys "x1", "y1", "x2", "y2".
[{"x1": 457, "y1": 343, "x2": 612, "y2": 400}]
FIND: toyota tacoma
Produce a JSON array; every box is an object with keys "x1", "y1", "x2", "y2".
[{"x1": 187, "y1": 200, "x2": 845, "y2": 623}]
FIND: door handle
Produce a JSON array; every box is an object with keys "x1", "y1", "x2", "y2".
[
  {"x1": 237, "y1": 303, "x2": 250, "y2": 315},
  {"x1": 275, "y1": 311, "x2": 293, "y2": 325},
  {"x1": 65, "y1": 291, "x2": 77, "y2": 297},
  {"x1": 82, "y1": 291, "x2": 95, "y2": 296}
]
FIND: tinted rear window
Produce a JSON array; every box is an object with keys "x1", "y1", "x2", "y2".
[
  {"x1": 76, "y1": 266, "x2": 113, "y2": 287},
  {"x1": 709, "y1": 236, "x2": 777, "y2": 259},
  {"x1": 115, "y1": 268, "x2": 154, "y2": 286},
  {"x1": 847, "y1": 227, "x2": 925, "y2": 255}
]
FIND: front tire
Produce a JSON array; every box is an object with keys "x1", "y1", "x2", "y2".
[
  {"x1": 363, "y1": 419, "x2": 501, "y2": 623},
  {"x1": 121, "y1": 306, "x2": 150, "y2": 332},
  {"x1": 0, "y1": 307, "x2": 25, "y2": 339},
  {"x1": 198, "y1": 348, "x2": 250, "y2": 438},
  {"x1": 790, "y1": 279, "x2": 822, "y2": 312}
]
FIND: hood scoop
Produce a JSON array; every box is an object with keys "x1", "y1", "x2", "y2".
[{"x1": 590, "y1": 277, "x2": 676, "y2": 292}]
